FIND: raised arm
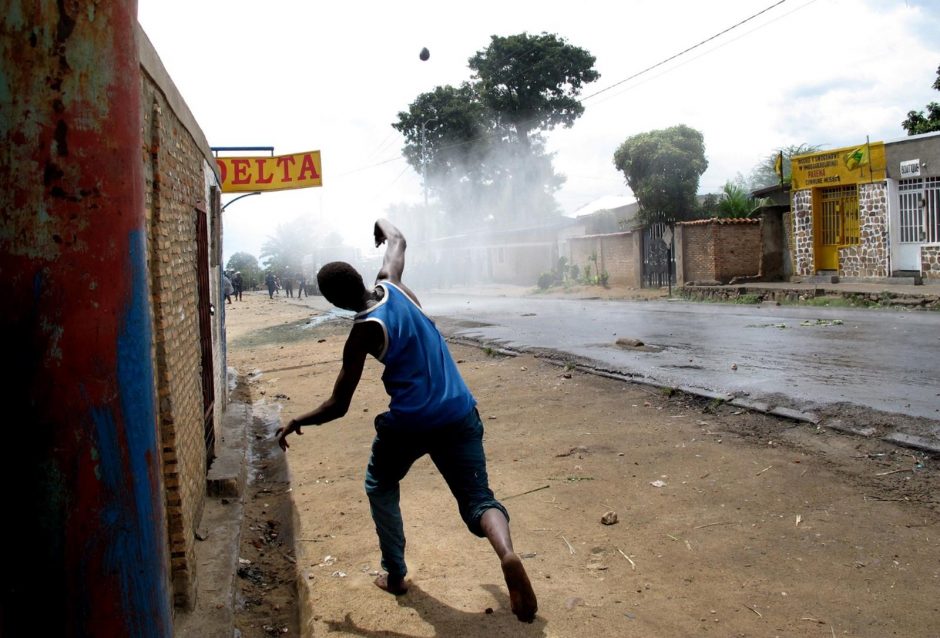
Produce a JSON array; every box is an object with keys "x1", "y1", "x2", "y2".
[{"x1": 373, "y1": 219, "x2": 406, "y2": 283}]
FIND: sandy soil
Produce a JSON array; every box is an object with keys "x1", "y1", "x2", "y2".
[{"x1": 225, "y1": 291, "x2": 940, "y2": 638}]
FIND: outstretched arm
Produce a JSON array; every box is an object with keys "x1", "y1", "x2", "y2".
[
  {"x1": 276, "y1": 323, "x2": 373, "y2": 450},
  {"x1": 373, "y1": 219, "x2": 406, "y2": 283}
]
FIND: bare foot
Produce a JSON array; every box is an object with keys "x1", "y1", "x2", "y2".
[
  {"x1": 501, "y1": 553, "x2": 538, "y2": 622},
  {"x1": 374, "y1": 573, "x2": 409, "y2": 596}
]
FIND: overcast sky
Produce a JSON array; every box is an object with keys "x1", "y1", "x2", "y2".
[{"x1": 137, "y1": 0, "x2": 940, "y2": 264}]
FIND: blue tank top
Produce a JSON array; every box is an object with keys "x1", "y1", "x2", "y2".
[{"x1": 355, "y1": 281, "x2": 475, "y2": 427}]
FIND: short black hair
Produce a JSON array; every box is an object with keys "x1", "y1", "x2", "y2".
[{"x1": 317, "y1": 261, "x2": 366, "y2": 310}]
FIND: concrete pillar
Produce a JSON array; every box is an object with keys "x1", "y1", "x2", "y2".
[{"x1": 0, "y1": 2, "x2": 173, "y2": 635}]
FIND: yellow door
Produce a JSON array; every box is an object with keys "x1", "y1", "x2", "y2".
[{"x1": 815, "y1": 185, "x2": 858, "y2": 271}]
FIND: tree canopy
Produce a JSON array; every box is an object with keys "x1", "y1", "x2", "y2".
[
  {"x1": 613, "y1": 125, "x2": 708, "y2": 225},
  {"x1": 225, "y1": 252, "x2": 261, "y2": 290},
  {"x1": 392, "y1": 32, "x2": 598, "y2": 230},
  {"x1": 468, "y1": 33, "x2": 599, "y2": 147},
  {"x1": 902, "y1": 65, "x2": 940, "y2": 135}
]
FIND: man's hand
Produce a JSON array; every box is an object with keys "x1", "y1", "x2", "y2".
[
  {"x1": 276, "y1": 419, "x2": 303, "y2": 451},
  {"x1": 374, "y1": 221, "x2": 387, "y2": 248}
]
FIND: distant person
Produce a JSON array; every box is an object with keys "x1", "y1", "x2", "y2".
[
  {"x1": 233, "y1": 271, "x2": 244, "y2": 301},
  {"x1": 223, "y1": 273, "x2": 234, "y2": 304},
  {"x1": 276, "y1": 219, "x2": 537, "y2": 623},
  {"x1": 274, "y1": 275, "x2": 281, "y2": 296},
  {"x1": 284, "y1": 274, "x2": 294, "y2": 298},
  {"x1": 297, "y1": 275, "x2": 307, "y2": 298},
  {"x1": 265, "y1": 272, "x2": 276, "y2": 299}
]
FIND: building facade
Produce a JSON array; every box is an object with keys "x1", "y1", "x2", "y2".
[{"x1": 789, "y1": 133, "x2": 940, "y2": 280}]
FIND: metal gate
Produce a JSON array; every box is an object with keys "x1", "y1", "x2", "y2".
[
  {"x1": 195, "y1": 203, "x2": 216, "y2": 464},
  {"x1": 642, "y1": 222, "x2": 675, "y2": 288},
  {"x1": 817, "y1": 185, "x2": 858, "y2": 271},
  {"x1": 900, "y1": 177, "x2": 940, "y2": 243}
]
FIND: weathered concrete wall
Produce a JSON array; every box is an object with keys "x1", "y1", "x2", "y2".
[
  {"x1": 0, "y1": 4, "x2": 173, "y2": 635},
  {"x1": 569, "y1": 232, "x2": 638, "y2": 286},
  {"x1": 792, "y1": 190, "x2": 814, "y2": 275},
  {"x1": 489, "y1": 243, "x2": 555, "y2": 285},
  {"x1": 839, "y1": 182, "x2": 889, "y2": 278},
  {"x1": 885, "y1": 132, "x2": 940, "y2": 180}
]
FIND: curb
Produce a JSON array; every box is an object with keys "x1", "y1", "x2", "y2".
[{"x1": 444, "y1": 334, "x2": 940, "y2": 457}]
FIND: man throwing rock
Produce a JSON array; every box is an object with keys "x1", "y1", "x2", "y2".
[{"x1": 276, "y1": 219, "x2": 537, "y2": 623}]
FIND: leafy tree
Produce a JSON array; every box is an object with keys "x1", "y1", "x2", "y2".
[
  {"x1": 225, "y1": 252, "x2": 261, "y2": 290},
  {"x1": 902, "y1": 65, "x2": 940, "y2": 135},
  {"x1": 468, "y1": 33, "x2": 599, "y2": 148},
  {"x1": 612, "y1": 125, "x2": 708, "y2": 225},
  {"x1": 393, "y1": 32, "x2": 598, "y2": 229},
  {"x1": 749, "y1": 143, "x2": 821, "y2": 190}
]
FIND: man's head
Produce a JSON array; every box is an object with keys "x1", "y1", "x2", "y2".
[{"x1": 317, "y1": 261, "x2": 367, "y2": 311}]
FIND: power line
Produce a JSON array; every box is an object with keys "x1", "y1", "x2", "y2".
[
  {"x1": 580, "y1": 0, "x2": 788, "y2": 103},
  {"x1": 336, "y1": 0, "x2": 794, "y2": 179}
]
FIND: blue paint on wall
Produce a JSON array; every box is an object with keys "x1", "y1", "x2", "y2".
[{"x1": 111, "y1": 228, "x2": 170, "y2": 636}]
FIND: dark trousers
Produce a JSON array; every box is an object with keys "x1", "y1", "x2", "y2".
[{"x1": 364, "y1": 409, "x2": 508, "y2": 579}]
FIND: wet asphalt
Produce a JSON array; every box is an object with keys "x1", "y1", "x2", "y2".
[{"x1": 421, "y1": 294, "x2": 940, "y2": 421}]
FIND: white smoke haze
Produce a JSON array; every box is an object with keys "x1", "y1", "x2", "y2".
[{"x1": 138, "y1": 0, "x2": 940, "y2": 284}]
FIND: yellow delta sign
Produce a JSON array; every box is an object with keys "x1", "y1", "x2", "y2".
[
  {"x1": 216, "y1": 150, "x2": 322, "y2": 193},
  {"x1": 790, "y1": 142, "x2": 885, "y2": 190}
]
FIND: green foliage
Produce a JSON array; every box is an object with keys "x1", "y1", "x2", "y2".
[
  {"x1": 714, "y1": 182, "x2": 766, "y2": 218},
  {"x1": 568, "y1": 263, "x2": 580, "y2": 282},
  {"x1": 902, "y1": 65, "x2": 940, "y2": 135},
  {"x1": 259, "y1": 217, "x2": 314, "y2": 276},
  {"x1": 225, "y1": 252, "x2": 261, "y2": 290},
  {"x1": 613, "y1": 125, "x2": 708, "y2": 225},
  {"x1": 393, "y1": 32, "x2": 599, "y2": 230},
  {"x1": 537, "y1": 272, "x2": 554, "y2": 289},
  {"x1": 749, "y1": 143, "x2": 822, "y2": 190},
  {"x1": 469, "y1": 33, "x2": 600, "y2": 144},
  {"x1": 733, "y1": 294, "x2": 762, "y2": 304}
]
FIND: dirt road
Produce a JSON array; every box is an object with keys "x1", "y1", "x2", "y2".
[{"x1": 225, "y1": 291, "x2": 940, "y2": 637}]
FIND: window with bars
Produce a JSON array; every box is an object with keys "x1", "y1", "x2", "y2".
[{"x1": 900, "y1": 177, "x2": 940, "y2": 243}]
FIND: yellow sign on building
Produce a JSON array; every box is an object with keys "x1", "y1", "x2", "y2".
[
  {"x1": 790, "y1": 142, "x2": 885, "y2": 190},
  {"x1": 216, "y1": 150, "x2": 322, "y2": 193}
]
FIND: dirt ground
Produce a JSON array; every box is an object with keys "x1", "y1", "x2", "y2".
[{"x1": 225, "y1": 291, "x2": 940, "y2": 638}]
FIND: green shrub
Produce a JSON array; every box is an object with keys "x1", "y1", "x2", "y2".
[{"x1": 537, "y1": 272, "x2": 554, "y2": 289}]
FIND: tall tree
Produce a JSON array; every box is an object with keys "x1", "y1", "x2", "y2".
[
  {"x1": 468, "y1": 33, "x2": 599, "y2": 148},
  {"x1": 902, "y1": 64, "x2": 940, "y2": 135},
  {"x1": 613, "y1": 125, "x2": 708, "y2": 225},
  {"x1": 393, "y1": 32, "x2": 597, "y2": 229}
]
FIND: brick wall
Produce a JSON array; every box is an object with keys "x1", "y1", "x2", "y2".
[
  {"x1": 141, "y1": 76, "x2": 208, "y2": 610},
  {"x1": 922, "y1": 245, "x2": 940, "y2": 279},
  {"x1": 839, "y1": 182, "x2": 889, "y2": 278},
  {"x1": 680, "y1": 224, "x2": 715, "y2": 283},
  {"x1": 569, "y1": 232, "x2": 637, "y2": 286},
  {"x1": 677, "y1": 219, "x2": 760, "y2": 283}
]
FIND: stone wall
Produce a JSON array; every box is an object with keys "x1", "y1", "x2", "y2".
[
  {"x1": 923, "y1": 245, "x2": 940, "y2": 279},
  {"x1": 839, "y1": 182, "x2": 889, "y2": 278},
  {"x1": 792, "y1": 189, "x2": 814, "y2": 275},
  {"x1": 569, "y1": 232, "x2": 639, "y2": 286}
]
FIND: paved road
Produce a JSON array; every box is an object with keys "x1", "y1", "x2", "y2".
[{"x1": 423, "y1": 294, "x2": 940, "y2": 421}]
